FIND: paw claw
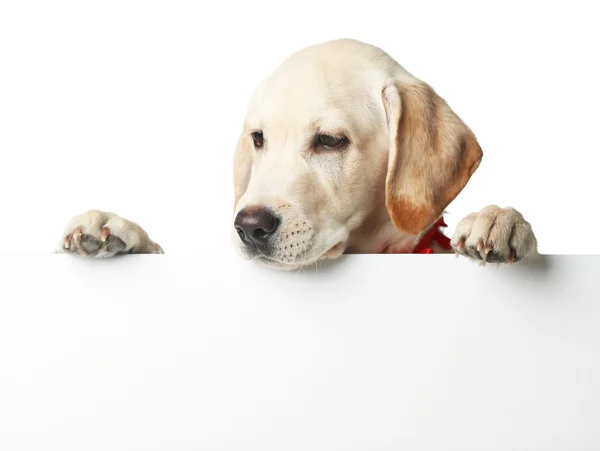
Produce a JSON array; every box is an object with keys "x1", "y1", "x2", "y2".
[
  {"x1": 101, "y1": 226, "x2": 110, "y2": 242},
  {"x1": 508, "y1": 248, "x2": 517, "y2": 264},
  {"x1": 71, "y1": 227, "x2": 89, "y2": 256},
  {"x1": 484, "y1": 242, "x2": 494, "y2": 254},
  {"x1": 476, "y1": 239, "x2": 484, "y2": 252}
]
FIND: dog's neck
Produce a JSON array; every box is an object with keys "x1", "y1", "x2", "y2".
[
  {"x1": 344, "y1": 203, "x2": 452, "y2": 255},
  {"x1": 343, "y1": 203, "x2": 419, "y2": 254}
]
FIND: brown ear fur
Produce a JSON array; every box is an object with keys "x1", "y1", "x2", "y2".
[
  {"x1": 383, "y1": 81, "x2": 483, "y2": 235},
  {"x1": 233, "y1": 128, "x2": 253, "y2": 211}
]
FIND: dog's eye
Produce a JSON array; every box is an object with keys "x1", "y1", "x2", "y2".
[
  {"x1": 317, "y1": 134, "x2": 347, "y2": 149},
  {"x1": 251, "y1": 131, "x2": 264, "y2": 149}
]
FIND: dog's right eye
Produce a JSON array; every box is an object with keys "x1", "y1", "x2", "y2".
[
  {"x1": 251, "y1": 131, "x2": 264, "y2": 149},
  {"x1": 315, "y1": 133, "x2": 348, "y2": 151}
]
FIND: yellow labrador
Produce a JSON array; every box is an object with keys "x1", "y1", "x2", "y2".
[{"x1": 57, "y1": 39, "x2": 537, "y2": 269}]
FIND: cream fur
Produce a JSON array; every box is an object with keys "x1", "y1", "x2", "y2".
[{"x1": 57, "y1": 39, "x2": 538, "y2": 268}]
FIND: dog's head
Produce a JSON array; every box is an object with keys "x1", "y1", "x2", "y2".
[{"x1": 232, "y1": 39, "x2": 482, "y2": 270}]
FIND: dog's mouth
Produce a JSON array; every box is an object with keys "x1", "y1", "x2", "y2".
[{"x1": 252, "y1": 248, "x2": 326, "y2": 270}]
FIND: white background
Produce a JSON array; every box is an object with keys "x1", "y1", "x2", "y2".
[
  {"x1": 1, "y1": 253, "x2": 599, "y2": 450},
  {"x1": 1, "y1": 0, "x2": 599, "y2": 255},
  {"x1": 2, "y1": 4, "x2": 600, "y2": 449}
]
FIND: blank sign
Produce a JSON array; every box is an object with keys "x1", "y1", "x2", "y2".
[{"x1": 1, "y1": 254, "x2": 598, "y2": 450}]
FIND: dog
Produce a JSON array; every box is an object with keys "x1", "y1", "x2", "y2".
[{"x1": 57, "y1": 39, "x2": 538, "y2": 269}]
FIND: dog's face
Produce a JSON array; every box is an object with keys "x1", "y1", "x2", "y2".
[{"x1": 232, "y1": 39, "x2": 483, "y2": 270}]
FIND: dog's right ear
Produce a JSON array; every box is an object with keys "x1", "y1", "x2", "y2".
[
  {"x1": 382, "y1": 81, "x2": 483, "y2": 236},
  {"x1": 233, "y1": 126, "x2": 253, "y2": 211}
]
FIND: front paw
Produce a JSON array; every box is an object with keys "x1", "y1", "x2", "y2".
[
  {"x1": 56, "y1": 210, "x2": 163, "y2": 257},
  {"x1": 451, "y1": 205, "x2": 537, "y2": 264}
]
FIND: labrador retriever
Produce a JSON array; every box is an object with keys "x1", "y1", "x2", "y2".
[{"x1": 56, "y1": 39, "x2": 537, "y2": 270}]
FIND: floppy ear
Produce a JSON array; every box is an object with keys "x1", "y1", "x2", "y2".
[
  {"x1": 382, "y1": 81, "x2": 483, "y2": 236},
  {"x1": 233, "y1": 127, "x2": 253, "y2": 211}
]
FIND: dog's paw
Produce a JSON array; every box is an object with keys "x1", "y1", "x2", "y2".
[
  {"x1": 56, "y1": 210, "x2": 163, "y2": 257},
  {"x1": 451, "y1": 205, "x2": 537, "y2": 264}
]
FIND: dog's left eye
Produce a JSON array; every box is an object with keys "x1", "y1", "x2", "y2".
[
  {"x1": 317, "y1": 134, "x2": 347, "y2": 149},
  {"x1": 251, "y1": 131, "x2": 264, "y2": 149}
]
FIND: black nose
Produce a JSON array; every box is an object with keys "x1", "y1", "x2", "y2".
[{"x1": 234, "y1": 207, "x2": 279, "y2": 249}]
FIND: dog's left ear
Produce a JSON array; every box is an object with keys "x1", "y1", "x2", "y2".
[
  {"x1": 233, "y1": 126, "x2": 253, "y2": 211},
  {"x1": 382, "y1": 81, "x2": 483, "y2": 236}
]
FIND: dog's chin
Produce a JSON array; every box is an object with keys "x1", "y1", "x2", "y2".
[
  {"x1": 232, "y1": 243, "x2": 312, "y2": 271},
  {"x1": 252, "y1": 242, "x2": 348, "y2": 271},
  {"x1": 253, "y1": 254, "x2": 320, "y2": 271}
]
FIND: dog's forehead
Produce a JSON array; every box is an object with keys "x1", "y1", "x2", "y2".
[
  {"x1": 246, "y1": 40, "x2": 392, "y2": 129},
  {"x1": 257, "y1": 60, "x2": 332, "y2": 120}
]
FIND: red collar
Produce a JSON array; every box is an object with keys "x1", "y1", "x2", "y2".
[{"x1": 411, "y1": 216, "x2": 452, "y2": 254}]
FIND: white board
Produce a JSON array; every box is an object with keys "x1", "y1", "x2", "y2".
[{"x1": 1, "y1": 253, "x2": 599, "y2": 450}]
